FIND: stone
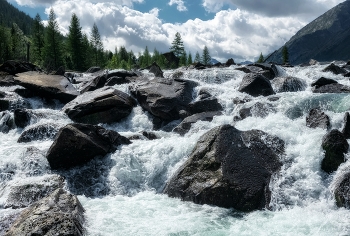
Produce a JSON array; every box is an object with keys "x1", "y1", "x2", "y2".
[
  {"x1": 311, "y1": 77, "x2": 338, "y2": 88},
  {"x1": 321, "y1": 129, "x2": 349, "y2": 173},
  {"x1": 248, "y1": 63, "x2": 281, "y2": 79},
  {"x1": 4, "y1": 188, "x2": 85, "y2": 236},
  {"x1": 164, "y1": 124, "x2": 284, "y2": 211},
  {"x1": 342, "y1": 112, "x2": 350, "y2": 139},
  {"x1": 333, "y1": 171, "x2": 350, "y2": 208},
  {"x1": 322, "y1": 63, "x2": 347, "y2": 75},
  {"x1": 0, "y1": 60, "x2": 40, "y2": 75},
  {"x1": 236, "y1": 102, "x2": 276, "y2": 121},
  {"x1": 306, "y1": 108, "x2": 330, "y2": 129},
  {"x1": 272, "y1": 76, "x2": 307, "y2": 92},
  {"x1": 147, "y1": 62, "x2": 164, "y2": 77},
  {"x1": 238, "y1": 73, "x2": 275, "y2": 97},
  {"x1": 85, "y1": 66, "x2": 101, "y2": 73},
  {"x1": 187, "y1": 97, "x2": 223, "y2": 115},
  {"x1": 14, "y1": 108, "x2": 31, "y2": 128},
  {"x1": 13, "y1": 71, "x2": 79, "y2": 103},
  {"x1": 0, "y1": 111, "x2": 15, "y2": 133},
  {"x1": 0, "y1": 74, "x2": 15, "y2": 86},
  {"x1": 225, "y1": 58, "x2": 235, "y2": 66},
  {"x1": 312, "y1": 83, "x2": 350, "y2": 93},
  {"x1": 63, "y1": 87, "x2": 136, "y2": 124},
  {"x1": 17, "y1": 123, "x2": 60, "y2": 143},
  {"x1": 46, "y1": 123, "x2": 131, "y2": 169}
]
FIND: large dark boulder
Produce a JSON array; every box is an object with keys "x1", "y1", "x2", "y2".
[
  {"x1": 187, "y1": 97, "x2": 223, "y2": 115},
  {"x1": 162, "y1": 52, "x2": 179, "y2": 68},
  {"x1": 0, "y1": 60, "x2": 40, "y2": 75},
  {"x1": 173, "y1": 111, "x2": 222, "y2": 135},
  {"x1": 342, "y1": 112, "x2": 350, "y2": 139},
  {"x1": 46, "y1": 123, "x2": 131, "y2": 169},
  {"x1": 322, "y1": 63, "x2": 347, "y2": 75},
  {"x1": 63, "y1": 87, "x2": 136, "y2": 124},
  {"x1": 312, "y1": 83, "x2": 350, "y2": 93},
  {"x1": 225, "y1": 58, "x2": 235, "y2": 66},
  {"x1": 147, "y1": 62, "x2": 164, "y2": 77},
  {"x1": 18, "y1": 123, "x2": 61, "y2": 143},
  {"x1": 14, "y1": 108, "x2": 31, "y2": 128},
  {"x1": 130, "y1": 78, "x2": 198, "y2": 121},
  {"x1": 321, "y1": 129, "x2": 349, "y2": 173},
  {"x1": 13, "y1": 71, "x2": 79, "y2": 103},
  {"x1": 238, "y1": 73, "x2": 275, "y2": 97},
  {"x1": 333, "y1": 171, "x2": 350, "y2": 208},
  {"x1": 272, "y1": 76, "x2": 307, "y2": 92},
  {"x1": 248, "y1": 63, "x2": 281, "y2": 79},
  {"x1": 311, "y1": 77, "x2": 338, "y2": 88},
  {"x1": 4, "y1": 188, "x2": 85, "y2": 236},
  {"x1": 0, "y1": 111, "x2": 15, "y2": 133},
  {"x1": 164, "y1": 125, "x2": 284, "y2": 211},
  {"x1": 306, "y1": 108, "x2": 330, "y2": 129},
  {"x1": 235, "y1": 102, "x2": 276, "y2": 121},
  {"x1": 0, "y1": 74, "x2": 15, "y2": 86}
]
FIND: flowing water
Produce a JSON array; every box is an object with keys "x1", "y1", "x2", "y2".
[{"x1": 1, "y1": 64, "x2": 350, "y2": 235}]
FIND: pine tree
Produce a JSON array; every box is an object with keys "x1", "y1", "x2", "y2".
[
  {"x1": 170, "y1": 32, "x2": 185, "y2": 58},
  {"x1": 194, "y1": 51, "x2": 201, "y2": 63},
  {"x1": 31, "y1": 13, "x2": 45, "y2": 64},
  {"x1": 67, "y1": 13, "x2": 84, "y2": 70},
  {"x1": 187, "y1": 52, "x2": 193, "y2": 65},
  {"x1": 43, "y1": 8, "x2": 63, "y2": 70},
  {"x1": 202, "y1": 46, "x2": 211, "y2": 65},
  {"x1": 282, "y1": 45, "x2": 289, "y2": 64},
  {"x1": 142, "y1": 46, "x2": 150, "y2": 67},
  {"x1": 0, "y1": 26, "x2": 11, "y2": 63},
  {"x1": 257, "y1": 52, "x2": 264, "y2": 63},
  {"x1": 179, "y1": 50, "x2": 187, "y2": 66},
  {"x1": 90, "y1": 23, "x2": 103, "y2": 66}
]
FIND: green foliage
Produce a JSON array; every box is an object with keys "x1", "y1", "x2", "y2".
[
  {"x1": 67, "y1": 13, "x2": 85, "y2": 70},
  {"x1": 257, "y1": 52, "x2": 264, "y2": 63},
  {"x1": 187, "y1": 52, "x2": 193, "y2": 65},
  {"x1": 43, "y1": 8, "x2": 64, "y2": 70},
  {"x1": 31, "y1": 14, "x2": 45, "y2": 64},
  {"x1": 90, "y1": 23, "x2": 103, "y2": 66},
  {"x1": 194, "y1": 51, "x2": 201, "y2": 63},
  {"x1": 179, "y1": 50, "x2": 187, "y2": 66},
  {"x1": 0, "y1": 25, "x2": 11, "y2": 63},
  {"x1": 170, "y1": 32, "x2": 185, "y2": 58},
  {"x1": 202, "y1": 46, "x2": 211, "y2": 65},
  {"x1": 282, "y1": 45, "x2": 289, "y2": 64}
]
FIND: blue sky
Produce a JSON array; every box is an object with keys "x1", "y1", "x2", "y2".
[{"x1": 7, "y1": 0, "x2": 346, "y2": 62}]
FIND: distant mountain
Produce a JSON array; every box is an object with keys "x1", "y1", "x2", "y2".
[
  {"x1": 0, "y1": 0, "x2": 34, "y2": 34},
  {"x1": 210, "y1": 58, "x2": 220, "y2": 65},
  {"x1": 266, "y1": 0, "x2": 350, "y2": 65}
]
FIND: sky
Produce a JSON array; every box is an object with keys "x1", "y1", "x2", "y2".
[{"x1": 8, "y1": 0, "x2": 346, "y2": 62}]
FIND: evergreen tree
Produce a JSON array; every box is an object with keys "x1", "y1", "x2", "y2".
[
  {"x1": 194, "y1": 51, "x2": 201, "y2": 63},
  {"x1": 90, "y1": 23, "x2": 103, "y2": 66},
  {"x1": 170, "y1": 32, "x2": 185, "y2": 58},
  {"x1": 118, "y1": 46, "x2": 128, "y2": 62},
  {"x1": 0, "y1": 26, "x2": 11, "y2": 63},
  {"x1": 257, "y1": 52, "x2": 264, "y2": 63},
  {"x1": 67, "y1": 13, "x2": 84, "y2": 70},
  {"x1": 187, "y1": 52, "x2": 193, "y2": 65},
  {"x1": 179, "y1": 50, "x2": 187, "y2": 66},
  {"x1": 31, "y1": 13, "x2": 45, "y2": 64},
  {"x1": 43, "y1": 8, "x2": 63, "y2": 70},
  {"x1": 202, "y1": 46, "x2": 211, "y2": 65},
  {"x1": 82, "y1": 33, "x2": 92, "y2": 69},
  {"x1": 282, "y1": 45, "x2": 289, "y2": 64},
  {"x1": 142, "y1": 46, "x2": 151, "y2": 67}
]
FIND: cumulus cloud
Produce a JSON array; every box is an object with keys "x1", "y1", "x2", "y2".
[
  {"x1": 168, "y1": 0, "x2": 188, "y2": 12},
  {"x1": 10, "y1": 0, "x2": 143, "y2": 7}
]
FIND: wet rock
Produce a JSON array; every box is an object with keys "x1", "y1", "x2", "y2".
[
  {"x1": 238, "y1": 73, "x2": 275, "y2": 97},
  {"x1": 162, "y1": 52, "x2": 179, "y2": 68},
  {"x1": 147, "y1": 62, "x2": 164, "y2": 77},
  {"x1": 333, "y1": 171, "x2": 350, "y2": 208},
  {"x1": 20, "y1": 146, "x2": 50, "y2": 177},
  {"x1": 312, "y1": 83, "x2": 350, "y2": 93},
  {"x1": 272, "y1": 76, "x2": 307, "y2": 92},
  {"x1": 0, "y1": 60, "x2": 40, "y2": 75},
  {"x1": 164, "y1": 124, "x2": 284, "y2": 211},
  {"x1": 80, "y1": 73, "x2": 108, "y2": 93},
  {"x1": 63, "y1": 87, "x2": 136, "y2": 125},
  {"x1": 248, "y1": 63, "x2": 281, "y2": 79},
  {"x1": 14, "y1": 108, "x2": 31, "y2": 128},
  {"x1": 46, "y1": 123, "x2": 131, "y2": 169},
  {"x1": 322, "y1": 63, "x2": 347, "y2": 75},
  {"x1": 174, "y1": 111, "x2": 222, "y2": 135},
  {"x1": 4, "y1": 175, "x2": 64, "y2": 209},
  {"x1": 130, "y1": 78, "x2": 198, "y2": 121},
  {"x1": 321, "y1": 129, "x2": 349, "y2": 173},
  {"x1": 142, "y1": 131, "x2": 158, "y2": 140},
  {"x1": 0, "y1": 111, "x2": 15, "y2": 133},
  {"x1": 17, "y1": 123, "x2": 61, "y2": 143},
  {"x1": 85, "y1": 66, "x2": 101, "y2": 73},
  {"x1": 342, "y1": 112, "x2": 350, "y2": 139},
  {"x1": 232, "y1": 97, "x2": 252, "y2": 105},
  {"x1": 187, "y1": 97, "x2": 223, "y2": 115},
  {"x1": 5, "y1": 188, "x2": 85, "y2": 236},
  {"x1": 311, "y1": 77, "x2": 338, "y2": 88},
  {"x1": 234, "y1": 102, "x2": 276, "y2": 121},
  {"x1": 0, "y1": 92, "x2": 31, "y2": 112},
  {"x1": 14, "y1": 71, "x2": 79, "y2": 103},
  {"x1": 0, "y1": 74, "x2": 15, "y2": 86},
  {"x1": 225, "y1": 58, "x2": 235, "y2": 66},
  {"x1": 306, "y1": 108, "x2": 330, "y2": 129},
  {"x1": 105, "y1": 76, "x2": 125, "y2": 86}
]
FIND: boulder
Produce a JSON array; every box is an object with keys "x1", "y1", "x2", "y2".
[
  {"x1": 173, "y1": 111, "x2": 221, "y2": 135},
  {"x1": 4, "y1": 188, "x2": 85, "y2": 236},
  {"x1": 322, "y1": 63, "x2": 347, "y2": 75},
  {"x1": 4, "y1": 175, "x2": 64, "y2": 209},
  {"x1": 14, "y1": 108, "x2": 31, "y2": 128},
  {"x1": 0, "y1": 74, "x2": 15, "y2": 86},
  {"x1": 147, "y1": 62, "x2": 164, "y2": 77},
  {"x1": 85, "y1": 66, "x2": 101, "y2": 73},
  {"x1": 235, "y1": 102, "x2": 276, "y2": 121},
  {"x1": 272, "y1": 76, "x2": 307, "y2": 92},
  {"x1": 0, "y1": 111, "x2": 15, "y2": 133},
  {"x1": 306, "y1": 108, "x2": 330, "y2": 129},
  {"x1": 46, "y1": 123, "x2": 131, "y2": 169},
  {"x1": 141, "y1": 131, "x2": 158, "y2": 140},
  {"x1": 187, "y1": 97, "x2": 223, "y2": 115},
  {"x1": 312, "y1": 83, "x2": 350, "y2": 93},
  {"x1": 311, "y1": 77, "x2": 338, "y2": 88},
  {"x1": 0, "y1": 60, "x2": 40, "y2": 75},
  {"x1": 309, "y1": 59, "x2": 319, "y2": 65},
  {"x1": 321, "y1": 129, "x2": 349, "y2": 173},
  {"x1": 238, "y1": 73, "x2": 275, "y2": 97},
  {"x1": 20, "y1": 146, "x2": 50, "y2": 177},
  {"x1": 130, "y1": 78, "x2": 198, "y2": 121},
  {"x1": 17, "y1": 123, "x2": 61, "y2": 143},
  {"x1": 248, "y1": 63, "x2": 281, "y2": 79},
  {"x1": 13, "y1": 71, "x2": 79, "y2": 103},
  {"x1": 80, "y1": 74, "x2": 107, "y2": 93},
  {"x1": 164, "y1": 124, "x2": 284, "y2": 211},
  {"x1": 333, "y1": 171, "x2": 350, "y2": 208},
  {"x1": 0, "y1": 92, "x2": 31, "y2": 112},
  {"x1": 225, "y1": 58, "x2": 235, "y2": 66},
  {"x1": 342, "y1": 112, "x2": 350, "y2": 139},
  {"x1": 162, "y1": 52, "x2": 179, "y2": 68},
  {"x1": 63, "y1": 87, "x2": 136, "y2": 124},
  {"x1": 105, "y1": 76, "x2": 126, "y2": 86}
]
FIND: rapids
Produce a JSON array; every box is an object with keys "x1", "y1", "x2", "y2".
[{"x1": 1, "y1": 63, "x2": 350, "y2": 235}]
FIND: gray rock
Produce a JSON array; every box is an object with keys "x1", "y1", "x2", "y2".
[
  {"x1": 0, "y1": 111, "x2": 15, "y2": 133},
  {"x1": 164, "y1": 124, "x2": 284, "y2": 211},
  {"x1": 342, "y1": 112, "x2": 350, "y2": 139},
  {"x1": 14, "y1": 108, "x2": 31, "y2": 128},
  {"x1": 238, "y1": 73, "x2": 275, "y2": 97},
  {"x1": 322, "y1": 63, "x2": 347, "y2": 75},
  {"x1": 187, "y1": 97, "x2": 223, "y2": 115},
  {"x1": 333, "y1": 171, "x2": 350, "y2": 208},
  {"x1": 17, "y1": 123, "x2": 61, "y2": 143},
  {"x1": 306, "y1": 108, "x2": 330, "y2": 129},
  {"x1": 272, "y1": 76, "x2": 307, "y2": 92}
]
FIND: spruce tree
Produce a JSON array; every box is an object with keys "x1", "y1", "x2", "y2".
[
  {"x1": 170, "y1": 32, "x2": 185, "y2": 58},
  {"x1": 142, "y1": 46, "x2": 150, "y2": 67},
  {"x1": 194, "y1": 51, "x2": 201, "y2": 63},
  {"x1": 43, "y1": 8, "x2": 63, "y2": 70},
  {"x1": 67, "y1": 13, "x2": 84, "y2": 70},
  {"x1": 179, "y1": 50, "x2": 187, "y2": 66},
  {"x1": 282, "y1": 45, "x2": 289, "y2": 64},
  {"x1": 187, "y1": 52, "x2": 193, "y2": 65},
  {"x1": 90, "y1": 23, "x2": 103, "y2": 66},
  {"x1": 31, "y1": 14, "x2": 45, "y2": 64},
  {"x1": 257, "y1": 52, "x2": 264, "y2": 63},
  {"x1": 0, "y1": 26, "x2": 11, "y2": 63},
  {"x1": 202, "y1": 46, "x2": 211, "y2": 65}
]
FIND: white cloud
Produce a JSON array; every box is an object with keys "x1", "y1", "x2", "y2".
[
  {"x1": 168, "y1": 0, "x2": 188, "y2": 12},
  {"x1": 10, "y1": 0, "x2": 143, "y2": 7}
]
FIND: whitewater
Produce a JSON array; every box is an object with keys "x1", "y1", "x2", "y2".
[{"x1": 1, "y1": 63, "x2": 350, "y2": 235}]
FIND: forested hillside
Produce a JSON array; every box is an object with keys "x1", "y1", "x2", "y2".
[{"x1": 0, "y1": 0, "x2": 33, "y2": 34}]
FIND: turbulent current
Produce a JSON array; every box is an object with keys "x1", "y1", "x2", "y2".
[{"x1": 1, "y1": 64, "x2": 350, "y2": 235}]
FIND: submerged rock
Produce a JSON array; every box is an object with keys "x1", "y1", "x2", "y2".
[
  {"x1": 4, "y1": 188, "x2": 85, "y2": 236},
  {"x1": 272, "y1": 76, "x2": 307, "y2": 92},
  {"x1": 312, "y1": 83, "x2": 350, "y2": 93},
  {"x1": 0, "y1": 111, "x2": 15, "y2": 133},
  {"x1": 235, "y1": 102, "x2": 276, "y2": 121},
  {"x1": 238, "y1": 73, "x2": 275, "y2": 97},
  {"x1": 306, "y1": 108, "x2": 330, "y2": 129},
  {"x1": 46, "y1": 123, "x2": 131, "y2": 169},
  {"x1": 164, "y1": 124, "x2": 284, "y2": 211},
  {"x1": 333, "y1": 171, "x2": 350, "y2": 208},
  {"x1": 321, "y1": 129, "x2": 349, "y2": 173},
  {"x1": 14, "y1": 108, "x2": 31, "y2": 128},
  {"x1": 17, "y1": 123, "x2": 61, "y2": 143}
]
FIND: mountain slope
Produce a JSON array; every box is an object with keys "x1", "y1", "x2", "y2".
[{"x1": 266, "y1": 0, "x2": 350, "y2": 65}]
